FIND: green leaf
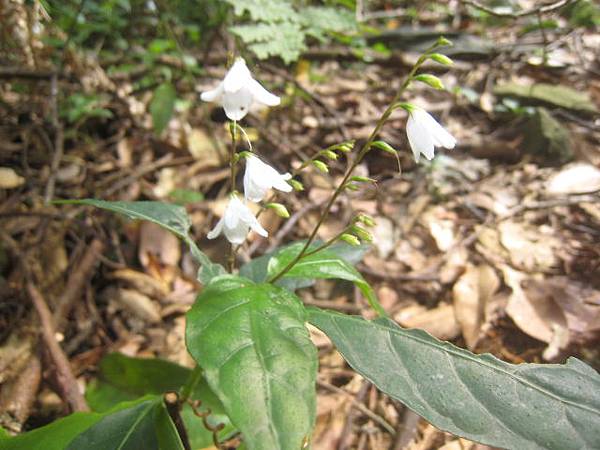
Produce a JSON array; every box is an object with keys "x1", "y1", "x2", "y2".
[
  {"x1": 150, "y1": 83, "x2": 176, "y2": 135},
  {"x1": 230, "y1": 22, "x2": 306, "y2": 64},
  {"x1": 85, "y1": 353, "x2": 234, "y2": 448},
  {"x1": 1, "y1": 398, "x2": 172, "y2": 450},
  {"x1": 0, "y1": 413, "x2": 103, "y2": 450},
  {"x1": 240, "y1": 241, "x2": 368, "y2": 290},
  {"x1": 56, "y1": 199, "x2": 225, "y2": 283},
  {"x1": 66, "y1": 398, "x2": 158, "y2": 450},
  {"x1": 225, "y1": 0, "x2": 299, "y2": 22},
  {"x1": 186, "y1": 278, "x2": 317, "y2": 450},
  {"x1": 66, "y1": 397, "x2": 184, "y2": 450},
  {"x1": 267, "y1": 243, "x2": 386, "y2": 317},
  {"x1": 309, "y1": 308, "x2": 600, "y2": 450}
]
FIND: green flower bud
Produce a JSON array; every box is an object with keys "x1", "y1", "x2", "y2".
[
  {"x1": 429, "y1": 53, "x2": 454, "y2": 66},
  {"x1": 266, "y1": 202, "x2": 290, "y2": 218},
  {"x1": 356, "y1": 213, "x2": 376, "y2": 227},
  {"x1": 312, "y1": 160, "x2": 329, "y2": 173},
  {"x1": 344, "y1": 183, "x2": 360, "y2": 191},
  {"x1": 340, "y1": 233, "x2": 361, "y2": 246},
  {"x1": 351, "y1": 176, "x2": 376, "y2": 183},
  {"x1": 321, "y1": 150, "x2": 338, "y2": 160},
  {"x1": 351, "y1": 225, "x2": 373, "y2": 242},
  {"x1": 436, "y1": 36, "x2": 453, "y2": 47},
  {"x1": 414, "y1": 74, "x2": 445, "y2": 90},
  {"x1": 289, "y1": 179, "x2": 304, "y2": 191},
  {"x1": 371, "y1": 140, "x2": 398, "y2": 156}
]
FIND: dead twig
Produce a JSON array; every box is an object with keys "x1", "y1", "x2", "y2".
[
  {"x1": 462, "y1": 0, "x2": 575, "y2": 18},
  {"x1": 26, "y1": 281, "x2": 89, "y2": 412},
  {"x1": 317, "y1": 378, "x2": 396, "y2": 436},
  {"x1": 53, "y1": 238, "x2": 104, "y2": 332}
]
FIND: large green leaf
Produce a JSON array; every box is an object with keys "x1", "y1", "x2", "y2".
[
  {"x1": 266, "y1": 243, "x2": 385, "y2": 316},
  {"x1": 150, "y1": 83, "x2": 176, "y2": 135},
  {"x1": 66, "y1": 397, "x2": 184, "y2": 450},
  {"x1": 0, "y1": 398, "x2": 166, "y2": 450},
  {"x1": 309, "y1": 308, "x2": 600, "y2": 450},
  {"x1": 85, "y1": 353, "x2": 234, "y2": 449},
  {"x1": 0, "y1": 413, "x2": 102, "y2": 450},
  {"x1": 240, "y1": 241, "x2": 368, "y2": 290},
  {"x1": 186, "y1": 277, "x2": 317, "y2": 450},
  {"x1": 57, "y1": 199, "x2": 225, "y2": 283}
]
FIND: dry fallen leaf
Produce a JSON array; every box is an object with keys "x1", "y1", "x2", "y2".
[
  {"x1": 502, "y1": 265, "x2": 567, "y2": 346},
  {"x1": 499, "y1": 222, "x2": 558, "y2": 272},
  {"x1": 545, "y1": 162, "x2": 600, "y2": 195},
  {"x1": 396, "y1": 303, "x2": 461, "y2": 341},
  {"x1": 138, "y1": 221, "x2": 181, "y2": 268},
  {"x1": 453, "y1": 264, "x2": 500, "y2": 349},
  {"x1": 0, "y1": 167, "x2": 25, "y2": 189},
  {"x1": 106, "y1": 287, "x2": 162, "y2": 324}
]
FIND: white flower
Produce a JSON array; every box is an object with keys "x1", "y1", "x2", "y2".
[
  {"x1": 207, "y1": 195, "x2": 268, "y2": 244},
  {"x1": 243, "y1": 155, "x2": 292, "y2": 202},
  {"x1": 200, "y1": 58, "x2": 280, "y2": 121},
  {"x1": 406, "y1": 107, "x2": 456, "y2": 162}
]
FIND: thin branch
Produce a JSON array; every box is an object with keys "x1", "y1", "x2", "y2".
[
  {"x1": 26, "y1": 282, "x2": 89, "y2": 412},
  {"x1": 462, "y1": 0, "x2": 576, "y2": 18}
]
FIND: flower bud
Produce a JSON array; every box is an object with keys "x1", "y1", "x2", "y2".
[
  {"x1": 436, "y1": 36, "x2": 453, "y2": 47},
  {"x1": 321, "y1": 150, "x2": 338, "y2": 160},
  {"x1": 351, "y1": 225, "x2": 373, "y2": 242},
  {"x1": 351, "y1": 176, "x2": 376, "y2": 183},
  {"x1": 288, "y1": 179, "x2": 304, "y2": 191},
  {"x1": 429, "y1": 53, "x2": 453, "y2": 66},
  {"x1": 344, "y1": 183, "x2": 360, "y2": 191},
  {"x1": 371, "y1": 140, "x2": 397, "y2": 156},
  {"x1": 266, "y1": 202, "x2": 290, "y2": 218},
  {"x1": 340, "y1": 233, "x2": 360, "y2": 246},
  {"x1": 414, "y1": 74, "x2": 445, "y2": 90},
  {"x1": 356, "y1": 213, "x2": 376, "y2": 227},
  {"x1": 312, "y1": 160, "x2": 329, "y2": 173}
]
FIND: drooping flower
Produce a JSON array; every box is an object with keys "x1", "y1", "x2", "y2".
[
  {"x1": 406, "y1": 107, "x2": 456, "y2": 162},
  {"x1": 200, "y1": 58, "x2": 280, "y2": 121},
  {"x1": 243, "y1": 154, "x2": 292, "y2": 202},
  {"x1": 207, "y1": 194, "x2": 268, "y2": 244}
]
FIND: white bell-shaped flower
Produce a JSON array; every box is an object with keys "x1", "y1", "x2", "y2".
[
  {"x1": 200, "y1": 58, "x2": 280, "y2": 121},
  {"x1": 406, "y1": 107, "x2": 456, "y2": 162},
  {"x1": 243, "y1": 155, "x2": 292, "y2": 202},
  {"x1": 207, "y1": 194, "x2": 268, "y2": 244}
]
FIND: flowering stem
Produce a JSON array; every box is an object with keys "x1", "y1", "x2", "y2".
[
  {"x1": 228, "y1": 121, "x2": 237, "y2": 272},
  {"x1": 268, "y1": 42, "x2": 442, "y2": 289}
]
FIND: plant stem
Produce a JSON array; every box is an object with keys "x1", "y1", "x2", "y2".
[
  {"x1": 229, "y1": 121, "x2": 237, "y2": 272},
  {"x1": 268, "y1": 46, "x2": 437, "y2": 287},
  {"x1": 179, "y1": 365, "x2": 204, "y2": 404}
]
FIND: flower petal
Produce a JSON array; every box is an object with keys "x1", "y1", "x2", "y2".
[
  {"x1": 407, "y1": 113, "x2": 435, "y2": 161},
  {"x1": 200, "y1": 82, "x2": 224, "y2": 103},
  {"x1": 224, "y1": 220, "x2": 249, "y2": 244},
  {"x1": 222, "y1": 86, "x2": 254, "y2": 121},
  {"x1": 248, "y1": 79, "x2": 280, "y2": 106},
  {"x1": 206, "y1": 216, "x2": 224, "y2": 240},
  {"x1": 421, "y1": 111, "x2": 457, "y2": 149},
  {"x1": 223, "y1": 58, "x2": 251, "y2": 93}
]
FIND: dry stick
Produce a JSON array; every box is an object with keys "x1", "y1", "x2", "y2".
[
  {"x1": 461, "y1": 0, "x2": 575, "y2": 18},
  {"x1": 26, "y1": 282, "x2": 89, "y2": 412},
  {"x1": 392, "y1": 408, "x2": 421, "y2": 450},
  {"x1": 317, "y1": 379, "x2": 395, "y2": 436},
  {"x1": 53, "y1": 238, "x2": 104, "y2": 332},
  {"x1": 44, "y1": 72, "x2": 63, "y2": 204}
]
